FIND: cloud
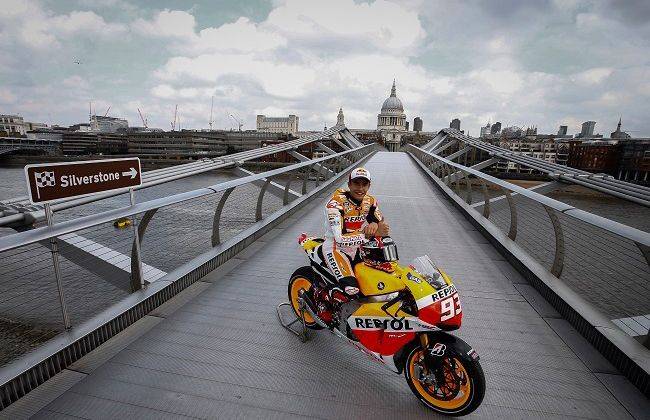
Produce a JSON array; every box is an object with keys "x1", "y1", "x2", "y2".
[
  {"x1": 132, "y1": 9, "x2": 196, "y2": 39},
  {"x1": 573, "y1": 67, "x2": 613, "y2": 85},
  {"x1": 0, "y1": 0, "x2": 126, "y2": 49},
  {"x1": 1, "y1": 0, "x2": 649, "y2": 136},
  {"x1": 265, "y1": 0, "x2": 425, "y2": 53}
]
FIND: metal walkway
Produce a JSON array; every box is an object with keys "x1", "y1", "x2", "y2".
[{"x1": 9, "y1": 152, "x2": 645, "y2": 419}]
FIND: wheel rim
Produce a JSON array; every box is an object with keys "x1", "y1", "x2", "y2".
[
  {"x1": 290, "y1": 277, "x2": 316, "y2": 324},
  {"x1": 409, "y1": 350, "x2": 472, "y2": 411}
]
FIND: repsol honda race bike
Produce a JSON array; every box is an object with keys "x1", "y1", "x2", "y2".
[{"x1": 287, "y1": 235, "x2": 486, "y2": 416}]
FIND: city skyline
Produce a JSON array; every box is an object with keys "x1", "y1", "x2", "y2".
[{"x1": 1, "y1": 0, "x2": 649, "y2": 136}]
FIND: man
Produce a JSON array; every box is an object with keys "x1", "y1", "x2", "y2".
[{"x1": 321, "y1": 167, "x2": 389, "y2": 303}]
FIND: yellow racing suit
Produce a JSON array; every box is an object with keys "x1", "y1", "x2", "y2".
[{"x1": 323, "y1": 188, "x2": 383, "y2": 295}]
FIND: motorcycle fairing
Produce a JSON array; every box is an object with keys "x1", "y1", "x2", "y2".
[
  {"x1": 354, "y1": 262, "x2": 404, "y2": 296},
  {"x1": 348, "y1": 301, "x2": 443, "y2": 358}
]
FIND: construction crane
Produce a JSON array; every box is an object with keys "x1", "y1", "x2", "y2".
[
  {"x1": 209, "y1": 96, "x2": 214, "y2": 130},
  {"x1": 171, "y1": 104, "x2": 178, "y2": 131},
  {"x1": 229, "y1": 114, "x2": 243, "y2": 131},
  {"x1": 137, "y1": 108, "x2": 148, "y2": 128},
  {"x1": 103, "y1": 106, "x2": 111, "y2": 117}
]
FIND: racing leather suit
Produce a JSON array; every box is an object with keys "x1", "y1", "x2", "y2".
[{"x1": 323, "y1": 188, "x2": 383, "y2": 296}]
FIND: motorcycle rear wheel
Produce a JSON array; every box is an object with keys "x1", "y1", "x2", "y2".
[
  {"x1": 288, "y1": 266, "x2": 323, "y2": 330},
  {"x1": 404, "y1": 346, "x2": 485, "y2": 416}
]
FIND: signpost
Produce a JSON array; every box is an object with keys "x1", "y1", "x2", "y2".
[
  {"x1": 24, "y1": 157, "x2": 142, "y2": 204},
  {"x1": 24, "y1": 158, "x2": 144, "y2": 328}
]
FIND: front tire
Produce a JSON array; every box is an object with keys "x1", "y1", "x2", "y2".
[
  {"x1": 287, "y1": 266, "x2": 323, "y2": 330},
  {"x1": 404, "y1": 345, "x2": 485, "y2": 416}
]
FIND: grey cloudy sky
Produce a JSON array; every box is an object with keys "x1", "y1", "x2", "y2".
[{"x1": 1, "y1": 0, "x2": 649, "y2": 136}]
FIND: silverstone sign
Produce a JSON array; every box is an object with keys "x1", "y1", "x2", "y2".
[{"x1": 25, "y1": 158, "x2": 142, "y2": 204}]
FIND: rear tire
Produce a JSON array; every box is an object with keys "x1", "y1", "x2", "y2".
[
  {"x1": 288, "y1": 266, "x2": 323, "y2": 330},
  {"x1": 404, "y1": 345, "x2": 485, "y2": 416}
]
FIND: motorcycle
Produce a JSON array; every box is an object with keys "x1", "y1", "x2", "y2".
[{"x1": 286, "y1": 234, "x2": 486, "y2": 416}]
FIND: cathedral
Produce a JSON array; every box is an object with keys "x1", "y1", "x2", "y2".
[
  {"x1": 377, "y1": 80, "x2": 407, "y2": 152},
  {"x1": 334, "y1": 80, "x2": 409, "y2": 151}
]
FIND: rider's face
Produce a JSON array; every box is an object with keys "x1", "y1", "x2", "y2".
[{"x1": 348, "y1": 178, "x2": 370, "y2": 201}]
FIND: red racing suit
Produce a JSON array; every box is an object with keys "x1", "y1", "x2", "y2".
[{"x1": 323, "y1": 188, "x2": 383, "y2": 294}]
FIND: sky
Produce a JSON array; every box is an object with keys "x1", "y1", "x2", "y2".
[{"x1": 1, "y1": 0, "x2": 649, "y2": 136}]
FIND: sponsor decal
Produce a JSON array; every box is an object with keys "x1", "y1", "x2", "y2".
[
  {"x1": 467, "y1": 349, "x2": 480, "y2": 361},
  {"x1": 406, "y1": 272, "x2": 421, "y2": 284},
  {"x1": 325, "y1": 252, "x2": 342, "y2": 279},
  {"x1": 377, "y1": 282, "x2": 385, "y2": 290},
  {"x1": 345, "y1": 215, "x2": 366, "y2": 223},
  {"x1": 430, "y1": 343, "x2": 446, "y2": 356},
  {"x1": 344, "y1": 286, "x2": 359, "y2": 295},
  {"x1": 431, "y1": 284, "x2": 457, "y2": 303},
  {"x1": 327, "y1": 199, "x2": 342, "y2": 209},
  {"x1": 352, "y1": 317, "x2": 415, "y2": 331}
]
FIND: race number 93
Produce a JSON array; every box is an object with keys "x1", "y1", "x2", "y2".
[{"x1": 440, "y1": 292, "x2": 462, "y2": 321}]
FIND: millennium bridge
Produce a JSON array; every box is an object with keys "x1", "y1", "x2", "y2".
[{"x1": 0, "y1": 125, "x2": 648, "y2": 419}]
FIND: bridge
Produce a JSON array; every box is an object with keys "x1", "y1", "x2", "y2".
[
  {"x1": 0, "y1": 137, "x2": 60, "y2": 157},
  {"x1": 0, "y1": 126, "x2": 648, "y2": 418}
]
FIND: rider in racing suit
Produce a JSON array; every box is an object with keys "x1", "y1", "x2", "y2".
[{"x1": 322, "y1": 167, "x2": 389, "y2": 301}]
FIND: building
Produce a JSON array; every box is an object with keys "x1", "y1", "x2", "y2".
[
  {"x1": 336, "y1": 108, "x2": 344, "y2": 126},
  {"x1": 90, "y1": 115, "x2": 129, "y2": 133},
  {"x1": 494, "y1": 138, "x2": 559, "y2": 174},
  {"x1": 69, "y1": 123, "x2": 92, "y2": 132},
  {"x1": 480, "y1": 122, "x2": 491, "y2": 138},
  {"x1": 413, "y1": 117, "x2": 423, "y2": 132},
  {"x1": 617, "y1": 139, "x2": 650, "y2": 183},
  {"x1": 490, "y1": 122, "x2": 501, "y2": 135},
  {"x1": 24, "y1": 121, "x2": 48, "y2": 131},
  {"x1": 558, "y1": 125, "x2": 568, "y2": 136},
  {"x1": 450, "y1": 118, "x2": 461, "y2": 131},
  {"x1": 610, "y1": 118, "x2": 631, "y2": 139},
  {"x1": 567, "y1": 141, "x2": 619, "y2": 174},
  {"x1": 60, "y1": 132, "x2": 126, "y2": 155},
  {"x1": 577, "y1": 121, "x2": 596, "y2": 138},
  {"x1": 377, "y1": 80, "x2": 407, "y2": 151},
  {"x1": 0, "y1": 114, "x2": 26, "y2": 136},
  {"x1": 256, "y1": 115, "x2": 299, "y2": 135}
]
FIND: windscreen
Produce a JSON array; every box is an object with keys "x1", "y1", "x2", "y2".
[{"x1": 409, "y1": 255, "x2": 446, "y2": 288}]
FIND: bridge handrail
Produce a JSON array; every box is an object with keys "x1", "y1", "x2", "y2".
[
  {"x1": 408, "y1": 144, "x2": 650, "y2": 247},
  {"x1": 437, "y1": 128, "x2": 650, "y2": 205},
  {"x1": 0, "y1": 144, "x2": 373, "y2": 253}
]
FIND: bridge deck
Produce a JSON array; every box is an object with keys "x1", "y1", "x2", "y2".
[{"x1": 21, "y1": 152, "x2": 643, "y2": 419}]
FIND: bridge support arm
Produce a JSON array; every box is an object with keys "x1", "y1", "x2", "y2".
[
  {"x1": 288, "y1": 150, "x2": 335, "y2": 177},
  {"x1": 443, "y1": 158, "x2": 499, "y2": 184},
  {"x1": 232, "y1": 167, "x2": 300, "y2": 200}
]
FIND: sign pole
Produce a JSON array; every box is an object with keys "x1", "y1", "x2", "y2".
[
  {"x1": 130, "y1": 188, "x2": 145, "y2": 289},
  {"x1": 44, "y1": 203, "x2": 71, "y2": 329}
]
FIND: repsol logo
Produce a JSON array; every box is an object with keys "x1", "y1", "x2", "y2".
[
  {"x1": 326, "y1": 252, "x2": 342, "y2": 278},
  {"x1": 345, "y1": 216, "x2": 366, "y2": 222},
  {"x1": 353, "y1": 317, "x2": 414, "y2": 331},
  {"x1": 431, "y1": 284, "x2": 457, "y2": 303}
]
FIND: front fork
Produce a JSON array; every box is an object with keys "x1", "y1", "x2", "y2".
[{"x1": 417, "y1": 334, "x2": 445, "y2": 385}]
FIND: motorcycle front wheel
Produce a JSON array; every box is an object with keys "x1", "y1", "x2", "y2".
[
  {"x1": 404, "y1": 345, "x2": 485, "y2": 416},
  {"x1": 287, "y1": 266, "x2": 323, "y2": 330}
]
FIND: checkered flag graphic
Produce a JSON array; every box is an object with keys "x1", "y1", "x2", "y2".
[{"x1": 34, "y1": 171, "x2": 55, "y2": 200}]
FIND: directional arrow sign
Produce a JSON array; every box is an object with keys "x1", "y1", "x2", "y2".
[{"x1": 25, "y1": 157, "x2": 142, "y2": 204}]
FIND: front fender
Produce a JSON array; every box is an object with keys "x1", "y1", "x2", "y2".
[
  {"x1": 424, "y1": 331, "x2": 479, "y2": 361},
  {"x1": 393, "y1": 332, "x2": 479, "y2": 373}
]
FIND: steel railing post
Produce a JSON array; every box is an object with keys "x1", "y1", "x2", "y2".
[
  {"x1": 44, "y1": 203, "x2": 71, "y2": 329},
  {"x1": 480, "y1": 179, "x2": 490, "y2": 219},
  {"x1": 256, "y1": 178, "x2": 273, "y2": 221},
  {"x1": 504, "y1": 188, "x2": 518, "y2": 240},
  {"x1": 543, "y1": 205, "x2": 565, "y2": 277},
  {"x1": 212, "y1": 187, "x2": 235, "y2": 246},
  {"x1": 302, "y1": 165, "x2": 312, "y2": 195},
  {"x1": 129, "y1": 188, "x2": 145, "y2": 290}
]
